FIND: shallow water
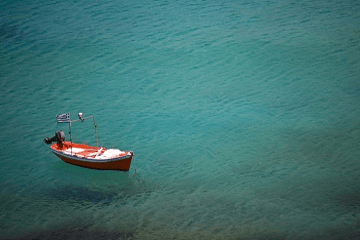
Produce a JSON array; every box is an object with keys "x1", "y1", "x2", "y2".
[{"x1": 1, "y1": 0, "x2": 360, "y2": 239}]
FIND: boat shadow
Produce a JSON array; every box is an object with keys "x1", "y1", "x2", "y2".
[
  {"x1": 45, "y1": 185, "x2": 118, "y2": 206},
  {"x1": 43, "y1": 171, "x2": 152, "y2": 207}
]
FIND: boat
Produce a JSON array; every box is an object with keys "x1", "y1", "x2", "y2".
[{"x1": 44, "y1": 113, "x2": 134, "y2": 171}]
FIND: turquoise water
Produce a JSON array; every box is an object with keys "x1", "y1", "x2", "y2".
[{"x1": 1, "y1": 0, "x2": 360, "y2": 239}]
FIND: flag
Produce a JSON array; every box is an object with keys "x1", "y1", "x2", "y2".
[{"x1": 56, "y1": 113, "x2": 70, "y2": 123}]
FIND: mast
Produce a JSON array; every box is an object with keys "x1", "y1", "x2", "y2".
[{"x1": 68, "y1": 113, "x2": 99, "y2": 150}]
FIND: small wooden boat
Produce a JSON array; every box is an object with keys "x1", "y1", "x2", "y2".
[{"x1": 45, "y1": 113, "x2": 134, "y2": 171}]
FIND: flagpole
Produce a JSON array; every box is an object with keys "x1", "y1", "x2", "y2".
[
  {"x1": 69, "y1": 121, "x2": 72, "y2": 155},
  {"x1": 56, "y1": 112, "x2": 99, "y2": 150}
]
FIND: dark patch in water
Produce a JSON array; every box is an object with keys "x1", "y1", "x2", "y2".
[
  {"x1": 279, "y1": 125, "x2": 360, "y2": 166},
  {"x1": 1, "y1": 227, "x2": 134, "y2": 240},
  {"x1": 0, "y1": 23, "x2": 18, "y2": 39},
  {"x1": 2, "y1": 225, "x2": 360, "y2": 240},
  {"x1": 335, "y1": 191, "x2": 360, "y2": 211},
  {"x1": 46, "y1": 186, "x2": 118, "y2": 205}
]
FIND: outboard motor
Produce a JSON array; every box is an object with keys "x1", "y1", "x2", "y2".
[{"x1": 44, "y1": 131, "x2": 65, "y2": 144}]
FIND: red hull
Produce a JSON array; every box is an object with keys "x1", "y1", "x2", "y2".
[{"x1": 50, "y1": 142, "x2": 133, "y2": 171}]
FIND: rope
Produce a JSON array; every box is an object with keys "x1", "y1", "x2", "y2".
[
  {"x1": 132, "y1": 153, "x2": 137, "y2": 173},
  {"x1": 128, "y1": 153, "x2": 141, "y2": 183}
]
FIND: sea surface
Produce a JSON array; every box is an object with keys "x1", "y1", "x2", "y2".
[{"x1": 1, "y1": 0, "x2": 360, "y2": 239}]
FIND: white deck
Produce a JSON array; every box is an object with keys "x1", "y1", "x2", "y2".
[{"x1": 61, "y1": 147, "x2": 130, "y2": 159}]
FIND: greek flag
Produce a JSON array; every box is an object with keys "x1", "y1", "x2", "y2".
[{"x1": 56, "y1": 113, "x2": 70, "y2": 123}]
